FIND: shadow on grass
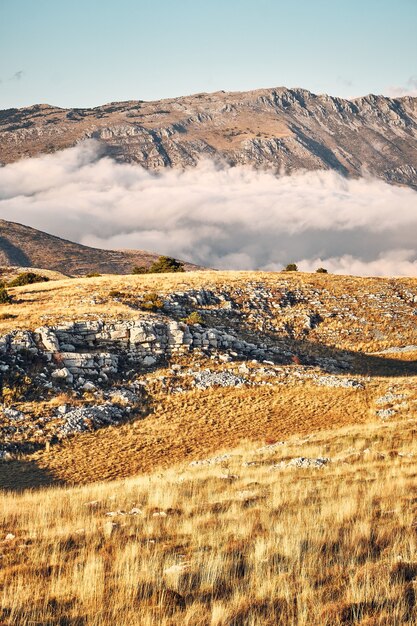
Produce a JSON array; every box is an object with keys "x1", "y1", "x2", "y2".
[{"x1": 0, "y1": 458, "x2": 64, "y2": 492}]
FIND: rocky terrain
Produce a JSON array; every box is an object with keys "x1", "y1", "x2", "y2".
[
  {"x1": 1, "y1": 87, "x2": 416, "y2": 188},
  {"x1": 0, "y1": 271, "x2": 416, "y2": 472},
  {"x1": 0, "y1": 219, "x2": 200, "y2": 275}
]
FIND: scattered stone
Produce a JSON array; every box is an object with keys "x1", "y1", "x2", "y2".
[
  {"x1": 51, "y1": 367, "x2": 73, "y2": 384},
  {"x1": 129, "y1": 507, "x2": 142, "y2": 515},
  {"x1": 59, "y1": 405, "x2": 125, "y2": 436},
  {"x1": 376, "y1": 408, "x2": 396, "y2": 419},
  {"x1": 375, "y1": 392, "x2": 406, "y2": 405},
  {"x1": 316, "y1": 376, "x2": 364, "y2": 389},
  {"x1": 193, "y1": 370, "x2": 247, "y2": 390},
  {"x1": 273, "y1": 457, "x2": 330, "y2": 469},
  {"x1": 189, "y1": 453, "x2": 233, "y2": 467}
]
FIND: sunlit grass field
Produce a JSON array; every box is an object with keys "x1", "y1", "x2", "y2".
[{"x1": 1, "y1": 417, "x2": 416, "y2": 625}]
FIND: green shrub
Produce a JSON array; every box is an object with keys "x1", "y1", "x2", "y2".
[
  {"x1": 132, "y1": 266, "x2": 148, "y2": 275},
  {"x1": 141, "y1": 292, "x2": 164, "y2": 311},
  {"x1": 8, "y1": 272, "x2": 50, "y2": 287},
  {"x1": 283, "y1": 263, "x2": 298, "y2": 272},
  {"x1": 148, "y1": 256, "x2": 185, "y2": 274},
  {"x1": 109, "y1": 289, "x2": 124, "y2": 299},
  {"x1": 316, "y1": 267, "x2": 328, "y2": 274},
  {"x1": 0, "y1": 288, "x2": 12, "y2": 304},
  {"x1": 182, "y1": 311, "x2": 203, "y2": 325},
  {"x1": 132, "y1": 257, "x2": 185, "y2": 274}
]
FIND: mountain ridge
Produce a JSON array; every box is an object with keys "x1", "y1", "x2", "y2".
[{"x1": 1, "y1": 86, "x2": 416, "y2": 188}]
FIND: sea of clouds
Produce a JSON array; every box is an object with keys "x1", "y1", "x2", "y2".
[{"x1": 1, "y1": 140, "x2": 417, "y2": 276}]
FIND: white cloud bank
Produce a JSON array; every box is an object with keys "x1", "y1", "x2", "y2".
[{"x1": 1, "y1": 140, "x2": 417, "y2": 276}]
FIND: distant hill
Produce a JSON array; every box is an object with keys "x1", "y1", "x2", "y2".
[
  {"x1": 0, "y1": 219, "x2": 199, "y2": 275},
  {"x1": 0, "y1": 86, "x2": 416, "y2": 188}
]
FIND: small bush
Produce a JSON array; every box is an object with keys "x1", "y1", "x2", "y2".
[
  {"x1": 8, "y1": 272, "x2": 50, "y2": 287},
  {"x1": 141, "y1": 292, "x2": 164, "y2": 311},
  {"x1": 1, "y1": 373, "x2": 34, "y2": 404},
  {"x1": 316, "y1": 267, "x2": 328, "y2": 274},
  {"x1": 132, "y1": 257, "x2": 185, "y2": 274},
  {"x1": 283, "y1": 263, "x2": 298, "y2": 272},
  {"x1": 182, "y1": 311, "x2": 203, "y2": 325},
  {"x1": 0, "y1": 313, "x2": 17, "y2": 320},
  {"x1": 109, "y1": 290, "x2": 124, "y2": 299},
  {"x1": 148, "y1": 256, "x2": 185, "y2": 274},
  {"x1": 132, "y1": 266, "x2": 148, "y2": 275},
  {"x1": 0, "y1": 288, "x2": 12, "y2": 304},
  {"x1": 85, "y1": 272, "x2": 101, "y2": 278}
]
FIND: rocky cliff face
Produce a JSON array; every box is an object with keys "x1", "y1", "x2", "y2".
[{"x1": 1, "y1": 87, "x2": 416, "y2": 188}]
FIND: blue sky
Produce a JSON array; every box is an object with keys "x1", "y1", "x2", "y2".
[{"x1": 0, "y1": 0, "x2": 416, "y2": 109}]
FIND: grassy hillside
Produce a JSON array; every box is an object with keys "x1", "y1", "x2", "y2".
[
  {"x1": 0, "y1": 270, "x2": 416, "y2": 488},
  {"x1": 0, "y1": 269, "x2": 416, "y2": 624}
]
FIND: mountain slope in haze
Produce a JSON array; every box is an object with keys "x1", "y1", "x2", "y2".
[
  {"x1": 0, "y1": 219, "x2": 198, "y2": 276},
  {"x1": 1, "y1": 86, "x2": 416, "y2": 188}
]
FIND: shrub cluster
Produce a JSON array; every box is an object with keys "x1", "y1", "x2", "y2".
[
  {"x1": 182, "y1": 311, "x2": 204, "y2": 325},
  {"x1": 140, "y1": 292, "x2": 164, "y2": 311},
  {"x1": 8, "y1": 272, "x2": 50, "y2": 287},
  {"x1": 132, "y1": 256, "x2": 185, "y2": 275},
  {"x1": 0, "y1": 288, "x2": 12, "y2": 305}
]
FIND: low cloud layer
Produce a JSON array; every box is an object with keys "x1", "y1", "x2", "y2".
[{"x1": 1, "y1": 140, "x2": 417, "y2": 276}]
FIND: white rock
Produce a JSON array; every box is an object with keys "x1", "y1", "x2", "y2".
[
  {"x1": 51, "y1": 367, "x2": 73, "y2": 384},
  {"x1": 82, "y1": 381, "x2": 96, "y2": 392}
]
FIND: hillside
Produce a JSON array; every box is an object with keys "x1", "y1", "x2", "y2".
[
  {"x1": 0, "y1": 219, "x2": 199, "y2": 276},
  {"x1": 0, "y1": 87, "x2": 416, "y2": 188},
  {"x1": 0, "y1": 270, "x2": 416, "y2": 488},
  {"x1": 1, "y1": 417, "x2": 416, "y2": 625},
  {"x1": 1, "y1": 270, "x2": 417, "y2": 624}
]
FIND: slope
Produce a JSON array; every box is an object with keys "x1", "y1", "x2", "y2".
[{"x1": 0, "y1": 219, "x2": 199, "y2": 276}]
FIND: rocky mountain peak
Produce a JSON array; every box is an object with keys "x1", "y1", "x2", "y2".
[{"x1": 0, "y1": 86, "x2": 416, "y2": 188}]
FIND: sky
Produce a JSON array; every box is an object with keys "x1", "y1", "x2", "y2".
[{"x1": 0, "y1": 0, "x2": 416, "y2": 109}]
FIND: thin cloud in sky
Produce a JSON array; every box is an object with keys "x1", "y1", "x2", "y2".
[
  {"x1": 11, "y1": 70, "x2": 24, "y2": 81},
  {"x1": 1, "y1": 140, "x2": 417, "y2": 277},
  {"x1": 387, "y1": 76, "x2": 417, "y2": 98}
]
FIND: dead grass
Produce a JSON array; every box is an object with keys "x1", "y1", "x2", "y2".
[{"x1": 1, "y1": 417, "x2": 416, "y2": 625}]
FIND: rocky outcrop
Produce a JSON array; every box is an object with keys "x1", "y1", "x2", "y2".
[
  {"x1": 1, "y1": 87, "x2": 417, "y2": 188},
  {"x1": 1, "y1": 278, "x2": 416, "y2": 458},
  {"x1": 0, "y1": 317, "x2": 295, "y2": 388}
]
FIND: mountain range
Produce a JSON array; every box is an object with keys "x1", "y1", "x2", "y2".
[{"x1": 1, "y1": 86, "x2": 416, "y2": 188}]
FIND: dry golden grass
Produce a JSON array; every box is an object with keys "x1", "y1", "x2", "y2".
[
  {"x1": 3, "y1": 373, "x2": 411, "y2": 489},
  {"x1": 1, "y1": 270, "x2": 416, "y2": 623},
  {"x1": 1, "y1": 417, "x2": 417, "y2": 625}
]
